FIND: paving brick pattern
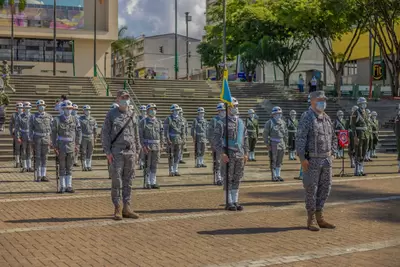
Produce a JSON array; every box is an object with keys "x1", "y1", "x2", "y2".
[{"x1": 0, "y1": 154, "x2": 399, "y2": 266}]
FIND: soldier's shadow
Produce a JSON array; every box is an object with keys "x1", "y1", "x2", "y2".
[
  {"x1": 5, "y1": 216, "x2": 111, "y2": 224},
  {"x1": 197, "y1": 226, "x2": 305, "y2": 235}
]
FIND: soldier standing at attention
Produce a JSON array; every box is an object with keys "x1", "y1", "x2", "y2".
[
  {"x1": 334, "y1": 110, "x2": 346, "y2": 159},
  {"x1": 1, "y1": 60, "x2": 15, "y2": 93},
  {"x1": 191, "y1": 107, "x2": 208, "y2": 168},
  {"x1": 296, "y1": 91, "x2": 337, "y2": 231},
  {"x1": 102, "y1": 90, "x2": 141, "y2": 220},
  {"x1": 394, "y1": 107, "x2": 400, "y2": 173},
  {"x1": 246, "y1": 109, "x2": 259, "y2": 161},
  {"x1": 138, "y1": 105, "x2": 147, "y2": 170},
  {"x1": 287, "y1": 110, "x2": 298, "y2": 160},
  {"x1": 16, "y1": 102, "x2": 34, "y2": 173},
  {"x1": 52, "y1": 101, "x2": 81, "y2": 193},
  {"x1": 30, "y1": 100, "x2": 53, "y2": 182},
  {"x1": 263, "y1": 106, "x2": 288, "y2": 182},
  {"x1": 72, "y1": 104, "x2": 80, "y2": 167},
  {"x1": 364, "y1": 109, "x2": 373, "y2": 162},
  {"x1": 0, "y1": 83, "x2": 10, "y2": 132},
  {"x1": 351, "y1": 97, "x2": 369, "y2": 176},
  {"x1": 370, "y1": 111, "x2": 379, "y2": 158},
  {"x1": 208, "y1": 103, "x2": 226, "y2": 186},
  {"x1": 348, "y1": 106, "x2": 358, "y2": 168},
  {"x1": 179, "y1": 108, "x2": 188, "y2": 164},
  {"x1": 164, "y1": 104, "x2": 185, "y2": 176},
  {"x1": 10, "y1": 102, "x2": 23, "y2": 168},
  {"x1": 214, "y1": 97, "x2": 248, "y2": 211},
  {"x1": 139, "y1": 103, "x2": 163, "y2": 189},
  {"x1": 80, "y1": 105, "x2": 97, "y2": 171}
]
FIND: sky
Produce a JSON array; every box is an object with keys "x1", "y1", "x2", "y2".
[{"x1": 118, "y1": 0, "x2": 207, "y2": 40}]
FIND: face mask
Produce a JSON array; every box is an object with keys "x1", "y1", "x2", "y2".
[
  {"x1": 64, "y1": 109, "x2": 72, "y2": 116},
  {"x1": 249, "y1": 114, "x2": 254, "y2": 119},
  {"x1": 338, "y1": 116, "x2": 343, "y2": 120},
  {"x1": 274, "y1": 114, "x2": 282, "y2": 120},
  {"x1": 148, "y1": 109, "x2": 156, "y2": 117},
  {"x1": 219, "y1": 111, "x2": 226, "y2": 118},
  {"x1": 371, "y1": 116, "x2": 376, "y2": 119},
  {"x1": 17, "y1": 108, "x2": 23, "y2": 114},
  {"x1": 24, "y1": 109, "x2": 30, "y2": 114},
  {"x1": 316, "y1": 101, "x2": 326, "y2": 112},
  {"x1": 38, "y1": 106, "x2": 45, "y2": 112},
  {"x1": 199, "y1": 113, "x2": 205, "y2": 119},
  {"x1": 290, "y1": 115, "x2": 296, "y2": 120},
  {"x1": 361, "y1": 103, "x2": 367, "y2": 109},
  {"x1": 230, "y1": 108, "x2": 239, "y2": 115},
  {"x1": 84, "y1": 110, "x2": 90, "y2": 116},
  {"x1": 72, "y1": 110, "x2": 77, "y2": 116},
  {"x1": 119, "y1": 99, "x2": 130, "y2": 107},
  {"x1": 173, "y1": 110, "x2": 179, "y2": 116}
]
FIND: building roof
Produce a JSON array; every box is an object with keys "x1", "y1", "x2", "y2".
[{"x1": 142, "y1": 33, "x2": 201, "y2": 42}]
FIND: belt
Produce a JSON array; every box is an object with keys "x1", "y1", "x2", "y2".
[
  {"x1": 195, "y1": 133, "x2": 206, "y2": 136},
  {"x1": 170, "y1": 133, "x2": 180, "y2": 137},
  {"x1": 57, "y1": 136, "x2": 73, "y2": 142},
  {"x1": 288, "y1": 130, "x2": 297, "y2": 133},
  {"x1": 270, "y1": 138, "x2": 282, "y2": 143},
  {"x1": 82, "y1": 134, "x2": 93, "y2": 137},
  {"x1": 335, "y1": 130, "x2": 341, "y2": 133},
  {"x1": 247, "y1": 130, "x2": 256, "y2": 132},
  {"x1": 356, "y1": 127, "x2": 367, "y2": 131},
  {"x1": 144, "y1": 139, "x2": 160, "y2": 144},
  {"x1": 309, "y1": 151, "x2": 331, "y2": 158},
  {"x1": 20, "y1": 129, "x2": 29, "y2": 133},
  {"x1": 372, "y1": 131, "x2": 378, "y2": 134},
  {"x1": 33, "y1": 132, "x2": 49, "y2": 137}
]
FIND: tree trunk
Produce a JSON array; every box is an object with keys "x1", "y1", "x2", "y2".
[
  {"x1": 394, "y1": 69, "x2": 400, "y2": 97},
  {"x1": 283, "y1": 72, "x2": 289, "y2": 86},
  {"x1": 262, "y1": 64, "x2": 265, "y2": 83},
  {"x1": 334, "y1": 71, "x2": 342, "y2": 98},
  {"x1": 122, "y1": 58, "x2": 125, "y2": 77}
]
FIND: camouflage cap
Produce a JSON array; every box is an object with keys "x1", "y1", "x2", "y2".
[
  {"x1": 116, "y1": 90, "x2": 130, "y2": 98},
  {"x1": 310, "y1": 91, "x2": 327, "y2": 100}
]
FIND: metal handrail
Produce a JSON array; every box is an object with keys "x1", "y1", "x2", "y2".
[
  {"x1": 95, "y1": 64, "x2": 109, "y2": 96},
  {"x1": 125, "y1": 81, "x2": 141, "y2": 114}
]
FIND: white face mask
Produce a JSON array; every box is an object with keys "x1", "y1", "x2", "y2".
[
  {"x1": 219, "y1": 111, "x2": 226, "y2": 118},
  {"x1": 18, "y1": 108, "x2": 23, "y2": 114},
  {"x1": 361, "y1": 103, "x2": 367, "y2": 109},
  {"x1": 230, "y1": 107, "x2": 239, "y2": 116},
  {"x1": 24, "y1": 109, "x2": 30, "y2": 114},
  {"x1": 64, "y1": 109, "x2": 72, "y2": 116},
  {"x1": 173, "y1": 110, "x2": 179, "y2": 116},
  {"x1": 274, "y1": 114, "x2": 282, "y2": 120},
  {"x1": 199, "y1": 113, "x2": 205, "y2": 119},
  {"x1": 338, "y1": 116, "x2": 343, "y2": 120},
  {"x1": 84, "y1": 110, "x2": 90, "y2": 116}
]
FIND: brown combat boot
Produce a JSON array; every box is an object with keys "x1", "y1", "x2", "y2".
[
  {"x1": 316, "y1": 210, "x2": 336, "y2": 229},
  {"x1": 307, "y1": 211, "x2": 320, "y2": 231},
  {"x1": 122, "y1": 203, "x2": 140, "y2": 219},
  {"x1": 113, "y1": 205, "x2": 122, "y2": 221}
]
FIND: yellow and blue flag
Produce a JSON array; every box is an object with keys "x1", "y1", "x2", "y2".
[{"x1": 220, "y1": 68, "x2": 233, "y2": 107}]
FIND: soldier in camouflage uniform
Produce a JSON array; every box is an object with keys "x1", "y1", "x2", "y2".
[
  {"x1": 79, "y1": 105, "x2": 98, "y2": 171},
  {"x1": 208, "y1": 103, "x2": 226, "y2": 186},
  {"x1": 370, "y1": 111, "x2": 379, "y2": 158},
  {"x1": 10, "y1": 102, "x2": 23, "y2": 167},
  {"x1": 364, "y1": 109, "x2": 373, "y2": 161},
  {"x1": 287, "y1": 110, "x2": 298, "y2": 160},
  {"x1": 246, "y1": 109, "x2": 259, "y2": 161},
  {"x1": 52, "y1": 100, "x2": 82, "y2": 193},
  {"x1": 102, "y1": 90, "x2": 141, "y2": 220},
  {"x1": 164, "y1": 104, "x2": 185, "y2": 176},
  {"x1": 72, "y1": 104, "x2": 80, "y2": 167},
  {"x1": 139, "y1": 103, "x2": 163, "y2": 189},
  {"x1": 263, "y1": 106, "x2": 288, "y2": 182},
  {"x1": 138, "y1": 105, "x2": 147, "y2": 170},
  {"x1": 334, "y1": 110, "x2": 346, "y2": 159},
  {"x1": 30, "y1": 100, "x2": 53, "y2": 182},
  {"x1": 394, "y1": 107, "x2": 400, "y2": 173},
  {"x1": 179, "y1": 108, "x2": 188, "y2": 164},
  {"x1": 214, "y1": 97, "x2": 248, "y2": 211},
  {"x1": 351, "y1": 97, "x2": 369, "y2": 176},
  {"x1": 16, "y1": 102, "x2": 34, "y2": 173},
  {"x1": 191, "y1": 107, "x2": 208, "y2": 168},
  {"x1": 348, "y1": 106, "x2": 358, "y2": 168},
  {"x1": 296, "y1": 91, "x2": 337, "y2": 231},
  {"x1": 1, "y1": 60, "x2": 15, "y2": 93},
  {"x1": 0, "y1": 83, "x2": 10, "y2": 131}
]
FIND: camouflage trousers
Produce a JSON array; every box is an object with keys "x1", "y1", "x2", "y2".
[
  {"x1": 34, "y1": 141, "x2": 49, "y2": 168},
  {"x1": 195, "y1": 141, "x2": 206, "y2": 157},
  {"x1": 21, "y1": 139, "x2": 31, "y2": 160},
  {"x1": 249, "y1": 137, "x2": 257, "y2": 152},
  {"x1": 397, "y1": 136, "x2": 400, "y2": 160},
  {"x1": 271, "y1": 143, "x2": 284, "y2": 169},
  {"x1": 213, "y1": 149, "x2": 222, "y2": 182},
  {"x1": 288, "y1": 134, "x2": 296, "y2": 151},
  {"x1": 109, "y1": 152, "x2": 135, "y2": 207},
  {"x1": 59, "y1": 152, "x2": 74, "y2": 176},
  {"x1": 13, "y1": 137, "x2": 21, "y2": 156},
  {"x1": 355, "y1": 137, "x2": 368, "y2": 162},
  {"x1": 302, "y1": 157, "x2": 332, "y2": 212},
  {"x1": 81, "y1": 138, "x2": 94, "y2": 160},
  {"x1": 221, "y1": 154, "x2": 244, "y2": 190},
  {"x1": 144, "y1": 150, "x2": 160, "y2": 174},
  {"x1": 371, "y1": 134, "x2": 378, "y2": 150}
]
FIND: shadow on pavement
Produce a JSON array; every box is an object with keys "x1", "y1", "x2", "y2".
[
  {"x1": 5, "y1": 216, "x2": 110, "y2": 224},
  {"x1": 138, "y1": 208, "x2": 220, "y2": 214},
  {"x1": 357, "y1": 200, "x2": 400, "y2": 223},
  {"x1": 197, "y1": 226, "x2": 305, "y2": 235}
]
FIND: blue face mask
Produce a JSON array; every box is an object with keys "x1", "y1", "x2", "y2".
[
  {"x1": 119, "y1": 99, "x2": 130, "y2": 107},
  {"x1": 148, "y1": 109, "x2": 156, "y2": 117},
  {"x1": 361, "y1": 103, "x2": 367, "y2": 109},
  {"x1": 38, "y1": 106, "x2": 45, "y2": 112},
  {"x1": 316, "y1": 101, "x2": 327, "y2": 112},
  {"x1": 72, "y1": 110, "x2": 77, "y2": 116},
  {"x1": 64, "y1": 109, "x2": 72, "y2": 116},
  {"x1": 173, "y1": 110, "x2": 179, "y2": 117},
  {"x1": 274, "y1": 114, "x2": 282, "y2": 120}
]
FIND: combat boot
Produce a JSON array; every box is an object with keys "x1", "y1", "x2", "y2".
[
  {"x1": 41, "y1": 176, "x2": 49, "y2": 182},
  {"x1": 307, "y1": 211, "x2": 320, "y2": 231},
  {"x1": 225, "y1": 204, "x2": 237, "y2": 211},
  {"x1": 113, "y1": 205, "x2": 122, "y2": 220},
  {"x1": 151, "y1": 184, "x2": 160, "y2": 189},
  {"x1": 316, "y1": 210, "x2": 336, "y2": 229},
  {"x1": 122, "y1": 204, "x2": 140, "y2": 219}
]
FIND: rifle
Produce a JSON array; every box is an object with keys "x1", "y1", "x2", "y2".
[
  {"x1": 80, "y1": 145, "x2": 84, "y2": 171},
  {"x1": 213, "y1": 151, "x2": 217, "y2": 185},
  {"x1": 33, "y1": 148, "x2": 36, "y2": 182},
  {"x1": 12, "y1": 137, "x2": 16, "y2": 167},
  {"x1": 55, "y1": 154, "x2": 60, "y2": 192},
  {"x1": 143, "y1": 152, "x2": 148, "y2": 188},
  {"x1": 269, "y1": 144, "x2": 274, "y2": 181},
  {"x1": 168, "y1": 143, "x2": 173, "y2": 176},
  {"x1": 194, "y1": 138, "x2": 198, "y2": 167}
]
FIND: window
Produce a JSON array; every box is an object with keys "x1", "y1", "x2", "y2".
[
  {"x1": 0, "y1": 38, "x2": 73, "y2": 63},
  {"x1": 343, "y1": 60, "x2": 357, "y2": 76}
]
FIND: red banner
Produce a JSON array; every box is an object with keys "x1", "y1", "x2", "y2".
[{"x1": 338, "y1": 130, "x2": 349, "y2": 148}]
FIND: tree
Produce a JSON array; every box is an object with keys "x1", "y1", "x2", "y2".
[
  {"x1": 197, "y1": 41, "x2": 223, "y2": 80},
  {"x1": 239, "y1": 41, "x2": 260, "y2": 82},
  {"x1": 362, "y1": 0, "x2": 400, "y2": 96},
  {"x1": 276, "y1": 0, "x2": 368, "y2": 97},
  {"x1": 111, "y1": 26, "x2": 136, "y2": 77},
  {"x1": 0, "y1": 0, "x2": 26, "y2": 11}
]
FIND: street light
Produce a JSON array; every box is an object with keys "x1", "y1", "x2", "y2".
[
  {"x1": 185, "y1": 12, "x2": 192, "y2": 80},
  {"x1": 104, "y1": 52, "x2": 109, "y2": 76},
  {"x1": 174, "y1": 0, "x2": 178, "y2": 79}
]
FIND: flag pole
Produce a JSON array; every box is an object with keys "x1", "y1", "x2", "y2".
[{"x1": 222, "y1": 0, "x2": 229, "y2": 208}]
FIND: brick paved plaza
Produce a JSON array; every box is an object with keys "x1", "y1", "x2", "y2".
[{"x1": 0, "y1": 154, "x2": 399, "y2": 267}]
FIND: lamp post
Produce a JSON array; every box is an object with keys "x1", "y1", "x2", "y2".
[
  {"x1": 94, "y1": 0, "x2": 97, "y2": 77},
  {"x1": 174, "y1": 0, "x2": 178, "y2": 79},
  {"x1": 185, "y1": 12, "x2": 192, "y2": 80},
  {"x1": 69, "y1": 40, "x2": 75, "y2": 77},
  {"x1": 10, "y1": 2, "x2": 15, "y2": 74},
  {"x1": 53, "y1": 0, "x2": 57, "y2": 76},
  {"x1": 104, "y1": 52, "x2": 109, "y2": 76}
]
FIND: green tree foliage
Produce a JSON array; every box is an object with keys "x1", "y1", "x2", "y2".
[
  {"x1": 111, "y1": 26, "x2": 136, "y2": 77},
  {"x1": 275, "y1": 0, "x2": 368, "y2": 96},
  {"x1": 240, "y1": 41, "x2": 260, "y2": 82},
  {"x1": 0, "y1": 0, "x2": 26, "y2": 11},
  {"x1": 196, "y1": 41, "x2": 223, "y2": 80},
  {"x1": 361, "y1": 0, "x2": 400, "y2": 96}
]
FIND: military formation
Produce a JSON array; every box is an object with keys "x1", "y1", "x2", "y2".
[{"x1": 5, "y1": 88, "x2": 400, "y2": 228}]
